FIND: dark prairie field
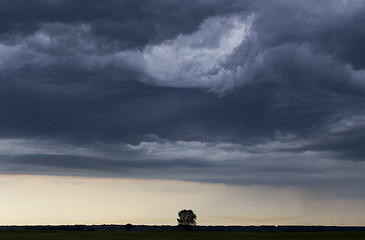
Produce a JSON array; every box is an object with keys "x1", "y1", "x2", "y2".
[{"x1": 0, "y1": 230, "x2": 365, "y2": 240}]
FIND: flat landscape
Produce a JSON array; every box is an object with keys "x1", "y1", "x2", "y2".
[{"x1": 0, "y1": 230, "x2": 365, "y2": 240}]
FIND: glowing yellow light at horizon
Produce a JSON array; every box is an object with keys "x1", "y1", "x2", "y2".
[{"x1": 0, "y1": 175, "x2": 364, "y2": 226}]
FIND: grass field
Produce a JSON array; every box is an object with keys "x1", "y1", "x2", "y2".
[{"x1": 0, "y1": 230, "x2": 365, "y2": 240}]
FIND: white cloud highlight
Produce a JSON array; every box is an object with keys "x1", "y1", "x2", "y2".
[
  {"x1": 142, "y1": 15, "x2": 252, "y2": 92},
  {"x1": 0, "y1": 15, "x2": 252, "y2": 94}
]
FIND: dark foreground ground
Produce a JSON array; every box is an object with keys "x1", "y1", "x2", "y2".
[{"x1": 0, "y1": 230, "x2": 365, "y2": 240}]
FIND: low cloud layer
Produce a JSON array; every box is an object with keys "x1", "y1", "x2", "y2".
[{"x1": 1, "y1": 0, "x2": 365, "y2": 197}]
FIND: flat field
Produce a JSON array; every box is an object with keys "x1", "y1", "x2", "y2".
[{"x1": 0, "y1": 230, "x2": 364, "y2": 240}]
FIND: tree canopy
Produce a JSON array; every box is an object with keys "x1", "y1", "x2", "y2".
[{"x1": 177, "y1": 209, "x2": 196, "y2": 230}]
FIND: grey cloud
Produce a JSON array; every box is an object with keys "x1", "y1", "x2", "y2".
[
  {"x1": 299, "y1": 125, "x2": 365, "y2": 162},
  {"x1": 1, "y1": 137, "x2": 364, "y2": 198},
  {"x1": 0, "y1": 0, "x2": 365, "y2": 196},
  {"x1": 2, "y1": 1, "x2": 364, "y2": 94}
]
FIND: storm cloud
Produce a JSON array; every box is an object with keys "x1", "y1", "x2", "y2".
[{"x1": 1, "y1": 0, "x2": 365, "y2": 196}]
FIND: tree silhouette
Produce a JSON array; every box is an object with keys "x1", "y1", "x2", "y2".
[
  {"x1": 125, "y1": 223, "x2": 133, "y2": 231},
  {"x1": 177, "y1": 209, "x2": 196, "y2": 230}
]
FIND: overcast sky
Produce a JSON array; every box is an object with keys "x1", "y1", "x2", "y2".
[{"x1": 1, "y1": 0, "x2": 365, "y2": 225}]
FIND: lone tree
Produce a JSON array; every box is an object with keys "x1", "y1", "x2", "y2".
[
  {"x1": 177, "y1": 209, "x2": 197, "y2": 230},
  {"x1": 125, "y1": 223, "x2": 133, "y2": 231}
]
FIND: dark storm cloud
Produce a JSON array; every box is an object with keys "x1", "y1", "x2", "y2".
[
  {"x1": 1, "y1": 0, "x2": 365, "y2": 191},
  {"x1": 0, "y1": 0, "x2": 251, "y2": 51}
]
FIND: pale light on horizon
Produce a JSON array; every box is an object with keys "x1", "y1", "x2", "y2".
[{"x1": 0, "y1": 175, "x2": 364, "y2": 226}]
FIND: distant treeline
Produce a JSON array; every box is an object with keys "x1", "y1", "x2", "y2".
[{"x1": 1, "y1": 225, "x2": 365, "y2": 232}]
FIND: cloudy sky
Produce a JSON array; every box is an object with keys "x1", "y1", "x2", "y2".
[{"x1": 1, "y1": 0, "x2": 365, "y2": 226}]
